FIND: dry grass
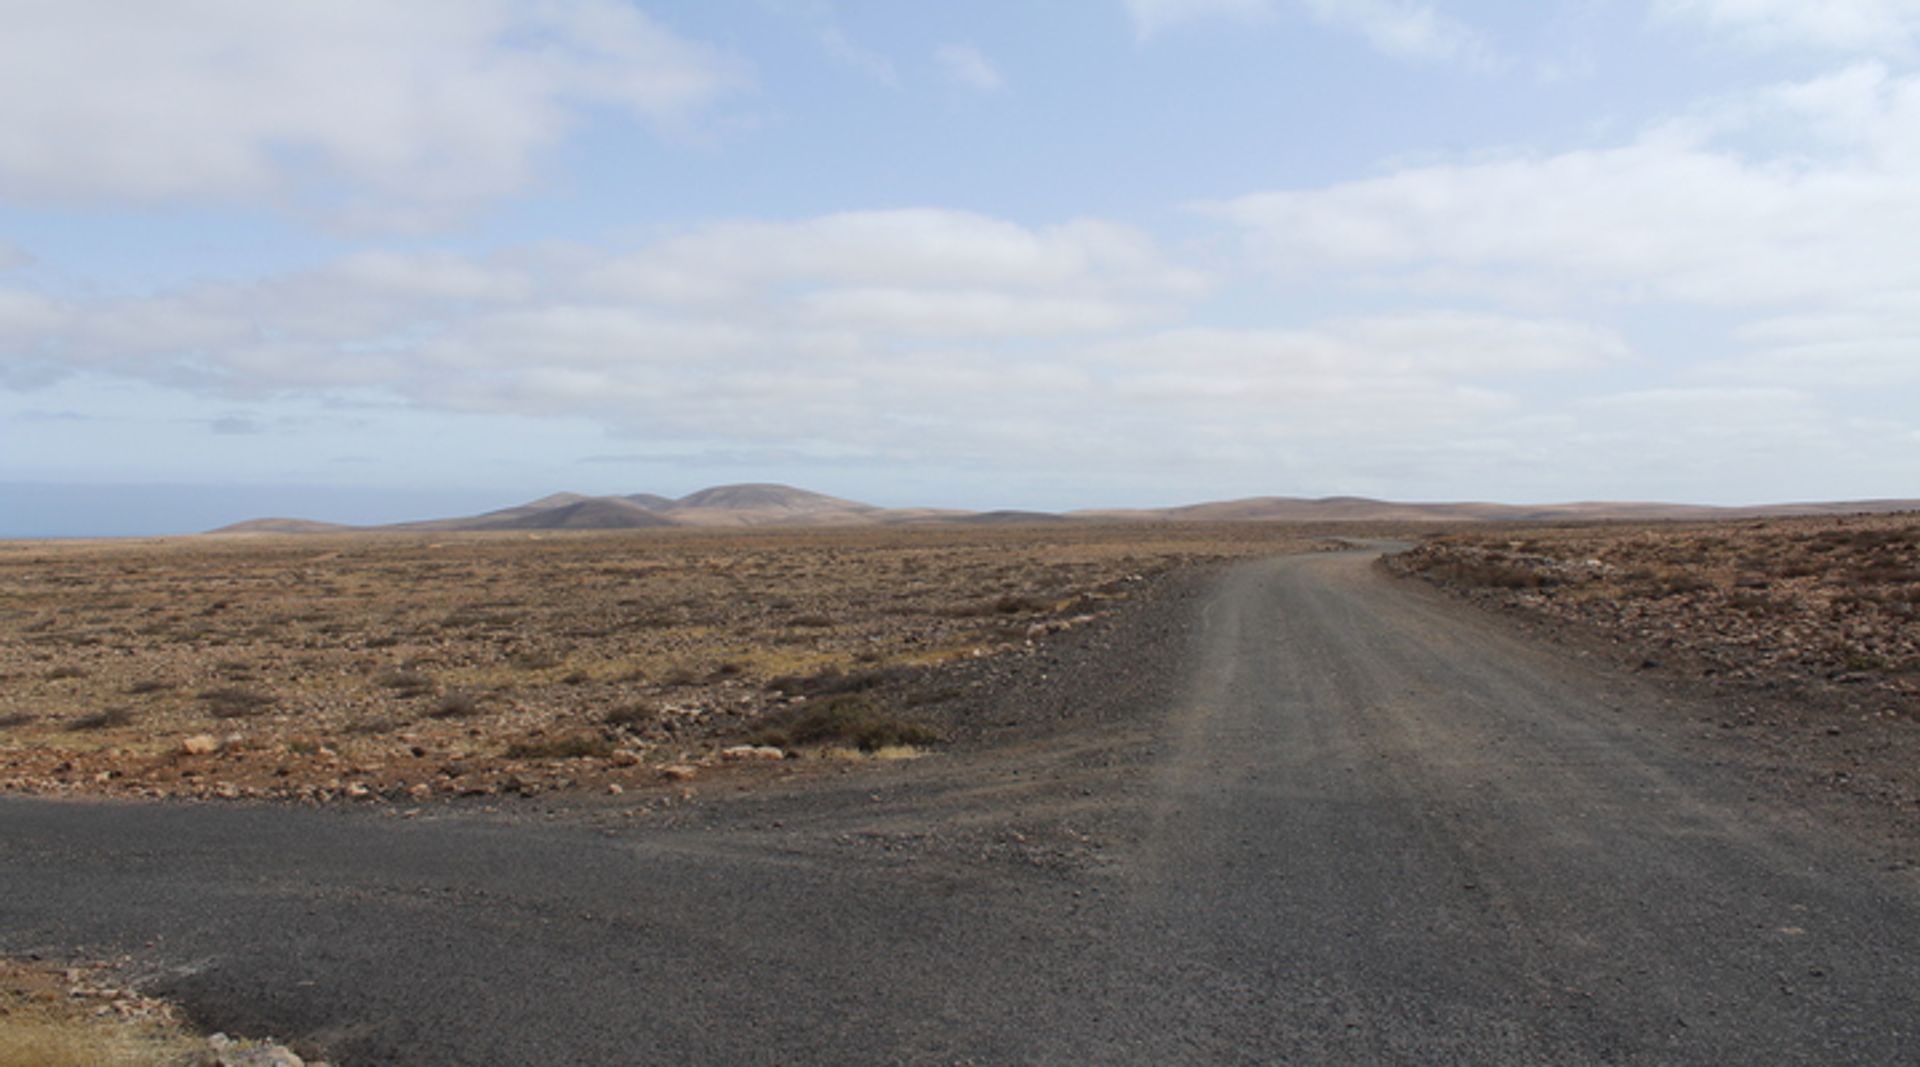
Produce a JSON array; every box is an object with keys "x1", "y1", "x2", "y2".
[
  {"x1": 0, "y1": 522, "x2": 1326, "y2": 799},
  {"x1": 0, "y1": 962, "x2": 198, "y2": 1067},
  {"x1": 0, "y1": 1009, "x2": 196, "y2": 1067}
]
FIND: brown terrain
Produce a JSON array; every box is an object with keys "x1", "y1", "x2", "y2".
[
  {"x1": 0, "y1": 523, "x2": 1338, "y2": 804},
  {"x1": 1388, "y1": 511, "x2": 1920, "y2": 814}
]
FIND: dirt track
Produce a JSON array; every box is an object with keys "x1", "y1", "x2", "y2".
[{"x1": 4, "y1": 548, "x2": 1917, "y2": 1065}]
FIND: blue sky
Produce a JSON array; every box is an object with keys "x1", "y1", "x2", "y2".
[{"x1": 4, "y1": 0, "x2": 1919, "y2": 534}]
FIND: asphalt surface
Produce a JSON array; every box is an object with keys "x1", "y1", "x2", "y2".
[{"x1": 5, "y1": 549, "x2": 1918, "y2": 1065}]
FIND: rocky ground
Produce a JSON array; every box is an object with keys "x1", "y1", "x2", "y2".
[
  {"x1": 1387, "y1": 512, "x2": 1920, "y2": 814},
  {"x1": 0, "y1": 523, "x2": 1350, "y2": 804}
]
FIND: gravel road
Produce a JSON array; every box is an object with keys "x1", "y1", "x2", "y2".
[{"x1": 4, "y1": 548, "x2": 1917, "y2": 1064}]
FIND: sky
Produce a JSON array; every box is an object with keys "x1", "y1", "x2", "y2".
[{"x1": 3, "y1": 0, "x2": 1919, "y2": 535}]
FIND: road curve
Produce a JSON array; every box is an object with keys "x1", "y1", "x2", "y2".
[{"x1": 4, "y1": 549, "x2": 1917, "y2": 1065}]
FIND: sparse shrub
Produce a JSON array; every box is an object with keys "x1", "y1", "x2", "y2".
[
  {"x1": 602, "y1": 703, "x2": 654, "y2": 729},
  {"x1": 1655, "y1": 573, "x2": 1713, "y2": 597},
  {"x1": 376, "y1": 669, "x2": 436, "y2": 697},
  {"x1": 1420, "y1": 557, "x2": 1553, "y2": 590},
  {"x1": 659, "y1": 665, "x2": 701, "y2": 687},
  {"x1": 504, "y1": 734, "x2": 613, "y2": 760},
  {"x1": 197, "y1": 686, "x2": 276, "y2": 718},
  {"x1": 428, "y1": 692, "x2": 483, "y2": 719},
  {"x1": 126, "y1": 679, "x2": 173, "y2": 695},
  {"x1": 767, "y1": 665, "x2": 912, "y2": 698},
  {"x1": 509, "y1": 649, "x2": 563, "y2": 671},
  {"x1": 0, "y1": 711, "x2": 39, "y2": 730},
  {"x1": 748, "y1": 693, "x2": 940, "y2": 752},
  {"x1": 68, "y1": 707, "x2": 135, "y2": 731},
  {"x1": 787, "y1": 614, "x2": 835, "y2": 628},
  {"x1": 561, "y1": 670, "x2": 592, "y2": 686},
  {"x1": 1727, "y1": 592, "x2": 1790, "y2": 617},
  {"x1": 44, "y1": 666, "x2": 87, "y2": 681},
  {"x1": 946, "y1": 593, "x2": 1054, "y2": 617}
]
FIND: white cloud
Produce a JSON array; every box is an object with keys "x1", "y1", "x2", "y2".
[
  {"x1": 1125, "y1": 0, "x2": 1491, "y2": 65},
  {"x1": 1653, "y1": 0, "x2": 1920, "y2": 56},
  {"x1": 0, "y1": 204, "x2": 1654, "y2": 491},
  {"x1": 1299, "y1": 0, "x2": 1493, "y2": 65},
  {"x1": 1124, "y1": 0, "x2": 1273, "y2": 39},
  {"x1": 934, "y1": 44, "x2": 1006, "y2": 92},
  {"x1": 1208, "y1": 66, "x2": 1920, "y2": 310},
  {"x1": 1193, "y1": 62, "x2": 1920, "y2": 497},
  {"x1": 0, "y1": 242, "x2": 30, "y2": 271},
  {"x1": 0, "y1": 209, "x2": 1204, "y2": 398},
  {"x1": 0, "y1": 0, "x2": 745, "y2": 227},
  {"x1": 586, "y1": 210, "x2": 1207, "y2": 324},
  {"x1": 819, "y1": 26, "x2": 899, "y2": 85}
]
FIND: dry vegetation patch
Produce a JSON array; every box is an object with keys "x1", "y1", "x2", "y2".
[
  {"x1": 0, "y1": 957, "x2": 319, "y2": 1067},
  {"x1": 0, "y1": 523, "x2": 1318, "y2": 802}
]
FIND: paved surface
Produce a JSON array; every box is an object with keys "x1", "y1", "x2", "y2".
[{"x1": 5, "y1": 549, "x2": 1918, "y2": 1064}]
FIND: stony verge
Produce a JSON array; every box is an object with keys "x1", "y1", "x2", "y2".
[{"x1": 1387, "y1": 513, "x2": 1920, "y2": 813}]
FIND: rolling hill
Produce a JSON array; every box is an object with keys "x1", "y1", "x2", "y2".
[{"x1": 206, "y1": 485, "x2": 1920, "y2": 534}]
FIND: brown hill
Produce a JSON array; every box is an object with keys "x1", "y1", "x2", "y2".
[
  {"x1": 206, "y1": 487, "x2": 1920, "y2": 535},
  {"x1": 663, "y1": 484, "x2": 880, "y2": 527},
  {"x1": 467, "y1": 497, "x2": 678, "y2": 531}
]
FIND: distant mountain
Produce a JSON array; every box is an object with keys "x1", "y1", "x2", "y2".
[{"x1": 205, "y1": 485, "x2": 1920, "y2": 535}]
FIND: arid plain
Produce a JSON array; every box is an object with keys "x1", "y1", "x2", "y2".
[{"x1": 0, "y1": 522, "x2": 1338, "y2": 803}]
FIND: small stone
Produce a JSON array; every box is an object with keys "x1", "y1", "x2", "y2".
[
  {"x1": 406, "y1": 782, "x2": 432, "y2": 800},
  {"x1": 344, "y1": 783, "x2": 371, "y2": 800},
  {"x1": 180, "y1": 735, "x2": 219, "y2": 756},
  {"x1": 608, "y1": 749, "x2": 642, "y2": 767},
  {"x1": 606, "y1": 783, "x2": 624, "y2": 795},
  {"x1": 661, "y1": 764, "x2": 698, "y2": 781}
]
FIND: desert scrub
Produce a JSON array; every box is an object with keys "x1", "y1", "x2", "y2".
[
  {"x1": 197, "y1": 686, "x2": 276, "y2": 719},
  {"x1": 428, "y1": 691, "x2": 484, "y2": 719},
  {"x1": 601, "y1": 702, "x2": 655, "y2": 729},
  {"x1": 749, "y1": 693, "x2": 940, "y2": 753},
  {"x1": 375, "y1": 669, "x2": 437, "y2": 697},
  {"x1": 503, "y1": 734, "x2": 613, "y2": 760},
  {"x1": 66, "y1": 707, "x2": 136, "y2": 732}
]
